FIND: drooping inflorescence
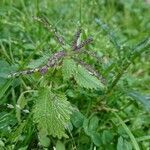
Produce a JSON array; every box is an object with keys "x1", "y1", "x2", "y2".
[
  {"x1": 72, "y1": 28, "x2": 82, "y2": 50},
  {"x1": 8, "y1": 16, "x2": 104, "y2": 81},
  {"x1": 74, "y1": 36, "x2": 93, "y2": 51},
  {"x1": 33, "y1": 16, "x2": 65, "y2": 46}
]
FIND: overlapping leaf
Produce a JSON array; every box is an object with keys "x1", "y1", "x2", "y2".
[
  {"x1": 74, "y1": 65, "x2": 104, "y2": 89},
  {"x1": 62, "y1": 58, "x2": 77, "y2": 80},
  {"x1": 33, "y1": 88, "x2": 73, "y2": 139}
]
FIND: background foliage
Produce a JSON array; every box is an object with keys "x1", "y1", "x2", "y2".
[{"x1": 0, "y1": 0, "x2": 150, "y2": 149}]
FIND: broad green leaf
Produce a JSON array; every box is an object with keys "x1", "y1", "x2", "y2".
[
  {"x1": 38, "y1": 130, "x2": 50, "y2": 148},
  {"x1": 33, "y1": 88, "x2": 73, "y2": 139},
  {"x1": 102, "y1": 130, "x2": 114, "y2": 145},
  {"x1": 83, "y1": 116, "x2": 102, "y2": 147},
  {"x1": 91, "y1": 132, "x2": 102, "y2": 147},
  {"x1": 83, "y1": 118, "x2": 91, "y2": 136},
  {"x1": 117, "y1": 136, "x2": 132, "y2": 150},
  {"x1": 56, "y1": 141, "x2": 65, "y2": 150},
  {"x1": 62, "y1": 58, "x2": 77, "y2": 80},
  {"x1": 74, "y1": 65, "x2": 104, "y2": 89},
  {"x1": 117, "y1": 136, "x2": 124, "y2": 150},
  {"x1": 89, "y1": 116, "x2": 99, "y2": 131},
  {"x1": 83, "y1": 115, "x2": 99, "y2": 136},
  {"x1": 71, "y1": 111, "x2": 85, "y2": 128}
]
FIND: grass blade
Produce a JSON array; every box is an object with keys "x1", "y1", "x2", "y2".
[{"x1": 113, "y1": 112, "x2": 140, "y2": 150}]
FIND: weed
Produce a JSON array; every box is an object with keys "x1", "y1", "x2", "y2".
[{"x1": 0, "y1": 0, "x2": 150, "y2": 149}]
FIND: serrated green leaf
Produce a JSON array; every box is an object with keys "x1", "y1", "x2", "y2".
[
  {"x1": 74, "y1": 65, "x2": 104, "y2": 89},
  {"x1": 62, "y1": 58, "x2": 77, "y2": 80},
  {"x1": 33, "y1": 88, "x2": 73, "y2": 139}
]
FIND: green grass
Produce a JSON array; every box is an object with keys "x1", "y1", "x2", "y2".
[{"x1": 0, "y1": 0, "x2": 150, "y2": 149}]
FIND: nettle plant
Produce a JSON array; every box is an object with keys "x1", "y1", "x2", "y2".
[
  {"x1": 8, "y1": 17, "x2": 105, "y2": 139},
  {"x1": 5, "y1": 16, "x2": 150, "y2": 149}
]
